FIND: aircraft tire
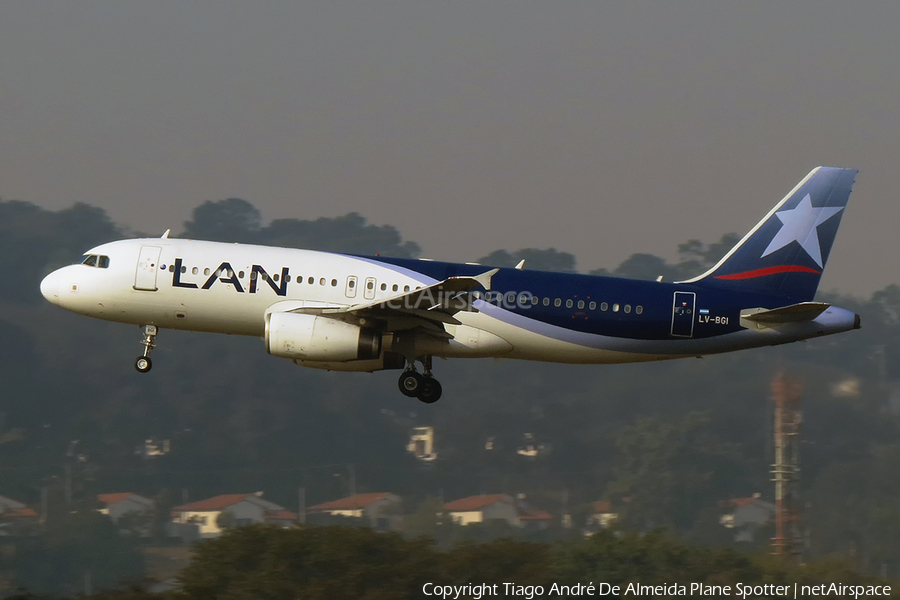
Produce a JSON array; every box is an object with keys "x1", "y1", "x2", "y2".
[
  {"x1": 135, "y1": 356, "x2": 152, "y2": 373},
  {"x1": 417, "y1": 378, "x2": 442, "y2": 404},
  {"x1": 398, "y1": 371, "x2": 423, "y2": 397}
]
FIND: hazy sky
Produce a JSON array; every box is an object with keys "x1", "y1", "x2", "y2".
[{"x1": 2, "y1": 2, "x2": 899, "y2": 294}]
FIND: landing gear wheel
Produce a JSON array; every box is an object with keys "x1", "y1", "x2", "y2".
[
  {"x1": 398, "y1": 371, "x2": 424, "y2": 397},
  {"x1": 416, "y1": 378, "x2": 442, "y2": 404},
  {"x1": 135, "y1": 325, "x2": 158, "y2": 373},
  {"x1": 135, "y1": 356, "x2": 152, "y2": 373}
]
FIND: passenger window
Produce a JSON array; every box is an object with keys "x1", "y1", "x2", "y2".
[
  {"x1": 531, "y1": 296, "x2": 539, "y2": 306},
  {"x1": 577, "y1": 300, "x2": 585, "y2": 309},
  {"x1": 601, "y1": 302, "x2": 608, "y2": 311},
  {"x1": 274, "y1": 274, "x2": 280, "y2": 282},
  {"x1": 612, "y1": 303, "x2": 620, "y2": 312},
  {"x1": 589, "y1": 301, "x2": 597, "y2": 310},
  {"x1": 543, "y1": 297, "x2": 550, "y2": 306},
  {"x1": 192, "y1": 267, "x2": 198, "y2": 275},
  {"x1": 554, "y1": 298, "x2": 562, "y2": 307},
  {"x1": 348, "y1": 279, "x2": 355, "y2": 288},
  {"x1": 624, "y1": 304, "x2": 632, "y2": 313},
  {"x1": 507, "y1": 293, "x2": 516, "y2": 304},
  {"x1": 319, "y1": 278, "x2": 326, "y2": 286},
  {"x1": 367, "y1": 281, "x2": 374, "y2": 290},
  {"x1": 309, "y1": 277, "x2": 314, "y2": 285},
  {"x1": 381, "y1": 283, "x2": 387, "y2": 291},
  {"x1": 566, "y1": 299, "x2": 574, "y2": 309},
  {"x1": 285, "y1": 274, "x2": 291, "y2": 282},
  {"x1": 182, "y1": 266, "x2": 188, "y2": 274},
  {"x1": 169, "y1": 265, "x2": 176, "y2": 273},
  {"x1": 238, "y1": 271, "x2": 245, "y2": 279},
  {"x1": 204, "y1": 268, "x2": 210, "y2": 276},
  {"x1": 98, "y1": 256, "x2": 110, "y2": 268},
  {"x1": 250, "y1": 271, "x2": 258, "y2": 280},
  {"x1": 332, "y1": 279, "x2": 338, "y2": 287},
  {"x1": 636, "y1": 305, "x2": 643, "y2": 315},
  {"x1": 392, "y1": 284, "x2": 399, "y2": 292},
  {"x1": 404, "y1": 285, "x2": 410, "y2": 292}
]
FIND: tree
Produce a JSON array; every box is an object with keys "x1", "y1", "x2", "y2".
[
  {"x1": 605, "y1": 412, "x2": 749, "y2": 532},
  {"x1": 263, "y1": 212, "x2": 420, "y2": 256},
  {"x1": 181, "y1": 198, "x2": 262, "y2": 243},
  {"x1": 178, "y1": 525, "x2": 438, "y2": 600},
  {"x1": 478, "y1": 248, "x2": 577, "y2": 272}
]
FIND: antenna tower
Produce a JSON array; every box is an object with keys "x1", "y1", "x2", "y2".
[{"x1": 771, "y1": 371, "x2": 803, "y2": 559}]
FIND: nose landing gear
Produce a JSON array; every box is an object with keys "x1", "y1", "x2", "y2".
[
  {"x1": 134, "y1": 325, "x2": 157, "y2": 373},
  {"x1": 397, "y1": 356, "x2": 442, "y2": 403}
]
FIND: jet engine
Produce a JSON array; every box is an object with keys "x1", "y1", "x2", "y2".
[{"x1": 265, "y1": 312, "x2": 381, "y2": 362}]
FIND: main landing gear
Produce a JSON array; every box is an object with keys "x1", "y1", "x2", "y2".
[
  {"x1": 397, "y1": 355, "x2": 442, "y2": 403},
  {"x1": 134, "y1": 325, "x2": 157, "y2": 373}
]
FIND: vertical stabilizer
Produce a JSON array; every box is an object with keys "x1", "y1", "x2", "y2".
[{"x1": 679, "y1": 167, "x2": 857, "y2": 302}]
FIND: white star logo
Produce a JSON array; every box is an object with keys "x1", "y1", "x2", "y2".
[{"x1": 760, "y1": 194, "x2": 843, "y2": 268}]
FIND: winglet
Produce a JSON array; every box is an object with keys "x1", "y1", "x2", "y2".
[
  {"x1": 514, "y1": 260, "x2": 525, "y2": 270},
  {"x1": 472, "y1": 268, "x2": 500, "y2": 290},
  {"x1": 161, "y1": 229, "x2": 171, "y2": 239}
]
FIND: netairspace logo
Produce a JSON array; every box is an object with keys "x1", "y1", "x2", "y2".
[{"x1": 421, "y1": 581, "x2": 893, "y2": 599}]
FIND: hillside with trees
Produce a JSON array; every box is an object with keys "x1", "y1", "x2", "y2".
[{"x1": 1, "y1": 197, "x2": 899, "y2": 593}]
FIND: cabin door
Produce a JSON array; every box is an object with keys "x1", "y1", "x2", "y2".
[
  {"x1": 134, "y1": 246, "x2": 162, "y2": 291},
  {"x1": 670, "y1": 291, "x2": 696, "y2": 337}
]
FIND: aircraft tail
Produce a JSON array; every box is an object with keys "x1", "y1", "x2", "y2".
[{"x1": 679, "y1": 167, "x2": 858, "y2": 302}]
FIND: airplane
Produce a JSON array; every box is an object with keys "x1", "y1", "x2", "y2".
[{"x1": 40, "y1": 166, "x2": 859, "y2": 403}]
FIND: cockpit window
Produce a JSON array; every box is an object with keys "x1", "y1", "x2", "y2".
[{"x1": 81, "y1": 254, "x2": 110, "y2": 268}]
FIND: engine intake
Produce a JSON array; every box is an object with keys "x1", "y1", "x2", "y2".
[{"x1": 265, "y1": 312, "x2": 381, "y2": 362}]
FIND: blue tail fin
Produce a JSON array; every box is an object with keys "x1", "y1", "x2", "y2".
[{"x1": 680, "y1": 167, "x2": 857, "y2": 302}]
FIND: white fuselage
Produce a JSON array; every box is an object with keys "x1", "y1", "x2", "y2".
[{"x1": 40, "y1": 238, "x2": 859, "y2": 369}]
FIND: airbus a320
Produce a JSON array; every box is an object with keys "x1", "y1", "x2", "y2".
[{"x1": 40, "y1": 167, "x2": 860, "y2": 403}]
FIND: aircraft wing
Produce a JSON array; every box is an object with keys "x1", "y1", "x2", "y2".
[{"x1": 320, "y1": 268, "x2": 500, "y2": 328}]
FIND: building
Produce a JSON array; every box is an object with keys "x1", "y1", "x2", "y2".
[
  {"x1": 585, "y1": 500, "x2": 619, "y2": 533},
  {"x1": 443, "y1": 494, "x2": 520, "y2": 527},
  {"x1": 519, "y1": 509, "x2": 553, "y2": 531},
  {"x1": 308, "y1": 493, "x2": 401, "y2": 529},
  {"x1": 407, "y1": 427, "x2": 437, "y2": 461},
  {"x1": 97, "y1": 493, "x2": 155, "y2": 524},
  {"x1": 171, "y1": 493, "x2": 296, "y2": 539},
  {"x1": 720, "y1": 494, "x2": 776, "y2": 543},
  {"x1": 0, "y1": 495, "x2": 38, "y2": 535}
]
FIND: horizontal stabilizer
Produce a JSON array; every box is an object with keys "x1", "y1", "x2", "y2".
[{"x1": 741, "y1": 301, "x2": 831, "y2": 324}]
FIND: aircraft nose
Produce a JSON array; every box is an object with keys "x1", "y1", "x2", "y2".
[{"x1": 40, "y1": 270, "x2": 61, "y2": 305}]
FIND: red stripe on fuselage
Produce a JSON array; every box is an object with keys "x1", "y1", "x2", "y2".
[{"x1": 714, "y1": 265, "x2": 821, "y2": 280}]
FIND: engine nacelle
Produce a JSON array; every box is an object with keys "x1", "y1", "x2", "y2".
[{"x1": 265, "y1": 312, "x2": 381, "y2": 362}]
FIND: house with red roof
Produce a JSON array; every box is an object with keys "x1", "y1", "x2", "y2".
[
  {"x1": 443, "y1": 494, "x2": 519, "y2": 526},
  {"x1": 171, "y1": 493, "x2": 296, "y2": 538},
  {"x1": 519, "y1": 509, "x2": 554, "y2": 531},
  {"x1": 97, "y1": 493, "x2": 155, "y2": 524},
  {"x1": 308, "y1": 493, "x2": 401, "y2": 529},
  {"x1": 0, "y1": 494, "x2": 38, "y2": 535}
]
